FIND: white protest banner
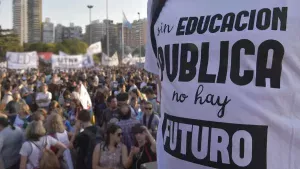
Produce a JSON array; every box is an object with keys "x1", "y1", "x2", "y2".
[
  {"x1": 6, "y1": 52, "x2": 38, "y2": 69},
  {"x1": 87, "y1": 41, "x2": 102, "y2": 55},
  {"x1": 0, "y1": 61, "x2": 7, "y2": 68},
  {"x1": 102, "y1": 52, "x2": 119, "y2": 66},
  {"x1": 79, "y1": 83, "x2": 92, "y2": 110},
  {"x1": 52, "y1": 54, "x2": 83, "y2": 70},
  {"x1": 59, "y1": 51, "x2": 68, "y2": 56}
]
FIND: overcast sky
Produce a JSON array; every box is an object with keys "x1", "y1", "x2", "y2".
[{"x1": 0, "y1": 0, "x2": 147, "y2": 30}]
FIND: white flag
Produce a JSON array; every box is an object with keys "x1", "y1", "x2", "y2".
[{"x1": 87, "y1": 42, "x2": 102, "y2": 55}]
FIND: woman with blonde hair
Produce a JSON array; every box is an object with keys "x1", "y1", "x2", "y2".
[
  {"x1": 13, "y1": 103, "x2": 32, "y2": 130},
  {"x1": 19, "y1": 121, "x2": 66, "y2": 169},
  {"x1": 48, "y1": 114, "x2": 74, "y2": 169},
  {"x1": 49, "y1": 101, "x2": 61, "y2": 113}
]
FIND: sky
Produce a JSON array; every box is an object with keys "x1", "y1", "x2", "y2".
[{"x1": 0, "y1": 0, "x2": 147, "y2": 31}]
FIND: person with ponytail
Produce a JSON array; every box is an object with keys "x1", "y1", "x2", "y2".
[{"x1": 0, "y1": 117, "x2": 24, "y2": 169}]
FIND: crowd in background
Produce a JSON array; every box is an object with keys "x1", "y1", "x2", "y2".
[{"x1": 0, "y1": 66, "x2": 160, "y2": 169}]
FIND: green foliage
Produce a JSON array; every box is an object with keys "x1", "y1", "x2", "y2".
[
  {"x1": 0, "y1": 33, "x2": 23, "y2": 59},
  {"x1": 24, "y1": 39, "x2": 88, "y2": 55}
]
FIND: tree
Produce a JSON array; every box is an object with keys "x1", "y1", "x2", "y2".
[
  {"x1": 0, "y1": 33, "x2": 23, "y2": 60},
  {"x1": 61, "y1": 39, "x2": 88, "y2": 55}
]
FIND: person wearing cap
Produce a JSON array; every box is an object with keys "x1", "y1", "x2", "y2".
[
  {"x1": 129, "y1": 124, "x2": 157, "y2": 169},
  {"x1": 35, "y1": 83, "x2": 52, "y2": 110}
]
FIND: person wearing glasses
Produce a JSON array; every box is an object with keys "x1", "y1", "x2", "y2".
[
  {"x1": 141, "y1": 101, "x2": 159, "y2": 138},
  {"x1": 92, "y1": 124, "x2": 133, "y2": 169}
]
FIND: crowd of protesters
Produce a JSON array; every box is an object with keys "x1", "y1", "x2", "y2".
[{"x1": 0, "y1": 66, "x2": 160, "y2": 169}]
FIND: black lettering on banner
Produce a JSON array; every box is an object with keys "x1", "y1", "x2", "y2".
[
  {"x1": 165, "y1": 44, "x2": 179, "y2": 82},
  {"x1": 256, "y1": 40, "x2": 284, "y2": 88},
  {"x1": 230, "y1": 39, "x2": 255, "y2": 86},
  {"x1": 248, "y1": 10, "x2": 256, "y2": 30},
  {"x1": 157, "y1": 47, "x2": 165, "y2": 81},
  {"x1": 162, "y1": 113, "x2": 268, "y2": 169},
  {"x1": 217, "y1": 41, "x2": 229, "y2": 83},
  {"x1": 209, "y1": 14, "x2": 222, "y2": 33},
  {"x1": 221, "y1": 13, "x2": 235, "y2": 32},
  {"x1": 256, "y1": 8, "x2": 271, "y2": 30},
  {"x1": 197, "y1": 16, "x2": 211, "y2": 34},
  {"x1": 198, "y1": 42, "x2": 216, "y2": 83},
  {"x1": 235, "y1": 11, "x2": 249, "y2": 31},
  {"x1": 272, "y1": 7, "x2": 288, "y2": 31},
  {"x1": 176, "y1": 17, "x2": 188, "y2": 35},
  {"x1": 179, "y1": 43, "x2": 198, "y2": 82},
  {"x1": 185, "y1": 17, "x2": 198, "y2": 35}
]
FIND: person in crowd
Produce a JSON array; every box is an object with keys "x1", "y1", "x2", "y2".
[
  {"x1": 20, "y1": 83, "x2": 35, "y2": 111},
  {"x1": 72, "y1": 110, "x2": 104, "y2": 169},
  {"x1": 110, "y1": 74, "x2": 119, "y2": 96},
  {"x1": 47, "y1": 114, "x2": 74, "y2": 169},
  {"x1": 94, "y1": 91, "x2": 108, "y2": 127},
  {"x1": 119, "y1": 92, "x2": 141, "y2": 120},
  {"x1": 114, "y1": 83, "x2": 126, "y2": 96},
  {"x1": 5, "y1": 92, "x2": 26, "y2": 123},
  {"x1": 102, "y1": 95, "x2": 119, "y2": 129},
  {"x1": 141, "y1": 101, "x2": 159, "y2": 138},
  {"x1": 129, "y1": 124, "x2": 157, "y2": 169},
  {"x1": 35, "y1": 83, "x2": 52, "y2": 110},
  {"x1": 31, "y1": 109, "x2": 47, "y2": 122},
  {"x1": 92, "y1": 124, "x2": 133, "y2": 169},
  {"x1": 1, "y1": 83, "x2": 13, "y2": 105},
  {"x1": 131, "y1": 98, "x2": 144, "y2": 121},
  {"x1": 49, "y1": 100, "x2": 61, "y2": 113},
  {"x1": 128, "y1": 79, "x2": 138, "y2": 92},
  {"x1": 19, "y1": 121, "x2": 66, "y2": 169},
  {"x1": 143, "y1": 88, "x2": 160, "y2": 115},
  {"x1": 117, "y1": 105, "x2": 140, "y2": 152},
  {"x1": 140, "y1": 76, "x2": 149, "y2": 90},
  {"x1": 13, "y1": 103, "x2": 32, "y2": 130},
  {"x1": 0, "y1": 117, "x2": 24, "y2": 169}
]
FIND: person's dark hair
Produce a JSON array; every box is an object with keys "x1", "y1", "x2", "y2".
[
  {"x1": 116, "y1": 92, "x2": 129, "y2": 102},
  {"x1": 0, "y1": 117, "x2": 15, "y2": 130},
  {"x1": 3, "y1": 83, "x2": 11, "y2": 91},
  {"x1": 119, "y1": 105, "x2": 132, "y2": 120},
  {"x1": 103, "y1": 124, "x2": 121, "y2": 150},
  {"x1": 107, "y1": 95, "x2": 116, "y2": 103},
  {"x1": 118, "y1": 84, "x2": 125, "y2": 90},
  {"x1": 144, "y1": 87, "x2": 154, "y2": 95},
  {"x1": 77, "y1": 110, "x2": 91, "y2": 122}
]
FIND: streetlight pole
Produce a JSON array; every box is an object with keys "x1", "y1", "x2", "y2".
[
  {"x1": 106, "y1": 0, "x2": 110, "y2": 57},
  {"x1": 138, "y1": 12, "x2": 141, "y2": 63},
  {"x1": 87, "y1": 5, "x2": 93, "y2": 45}
]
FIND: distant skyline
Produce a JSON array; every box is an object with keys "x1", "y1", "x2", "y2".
[{"x1": 0, "y1": 0, "x2": 147, "y2": 30}]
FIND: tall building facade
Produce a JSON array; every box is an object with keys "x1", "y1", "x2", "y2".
[
  {"x1": 131, "y1": 19, "x2": 147, "y2": 47},
  {"x1": 85, "y1": 20, "x2": 106, "y2": 45},
  {"x1": 42, "y1": 18, "x2": 54, "y2": 43},
  {"x1": 116, "y1": 23, "x2": 133, "y2": 48},
  {"x1": 55, "y1": 24, "x2": 64, "y2": 42},
  {"x1": 27, "y1": 0, "x2": 42, "y2": 43},
  {"x1": 12, "y1": 0, "x2": 28, "y2": 45},
  {"x1": 63, "y1": 23, "x2": 83, "y2": 40}
]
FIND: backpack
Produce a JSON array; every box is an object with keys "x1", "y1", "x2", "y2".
[
  {"x1": 150, "y1": 0, "x2": 168, "y2": 58},
  {"x1": 82, "y1": 126, "x2": 104, "y2": 169},
  {"x1": 29, "y1": 137, "x2": 60, "y2": 169}
]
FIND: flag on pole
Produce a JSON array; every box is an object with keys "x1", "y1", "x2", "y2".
[
  {"x1": 87, "y1": 41, "x2": 102, "y2": 55},
  {"x1": 122, "y1": 12, "x2": 131, "y2": 28}
]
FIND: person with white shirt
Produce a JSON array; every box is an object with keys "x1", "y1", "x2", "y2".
[
  {"x1": 1, "y1": 83, "x2": 13, "y2": 105},
  {"x1": 128, "y1": 79, "x2": 138, "y2": 92},
  {"x1": 35, "y1": 83, "x2": 52, "y2": 110}
]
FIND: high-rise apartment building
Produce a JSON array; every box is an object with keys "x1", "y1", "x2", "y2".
[
  {"x1": 116, "y1": 23, "x2": 133, "y2": 48},
  {"x1": 55, "y1": 24, "x2": 64, "y2": 42},
  {"x1": 12, "y1": 0, "x2": 28, "y2": 45},
  {"x1": 63, "y1": 23, "x2": 83, "y2": 40},
  {"x1": 42, "y1": 17, "x2": 54, "y2": 43},
  {"x1": 85, "y1": 20, "x2": 106, "y2": 45},
  {"x1": 131, "y1": 19, "x2": 147, "y2": 47},
  {"x1": 27, "y1": 0, "x2": 42, "y2": 43}
]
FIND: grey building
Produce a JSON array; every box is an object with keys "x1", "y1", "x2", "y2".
[
  {"x1": 42, "y1": 18, "x2": 54, "y2": 43},
  {"x1": 85, "y1": 20, "x2": 106, "y2": 45},
  {"x1": 63, "y1": 23, "x2": 83, "y2": 40},
  {"x1": 27, "y1": 0, "x2": 42, "y2": 43},
  {"x1": 55, "y1": 24, "x2": 64, "y2": 42},
  {"x1": 12, "y1": 0, "x2": 28, "y2": 45}
]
